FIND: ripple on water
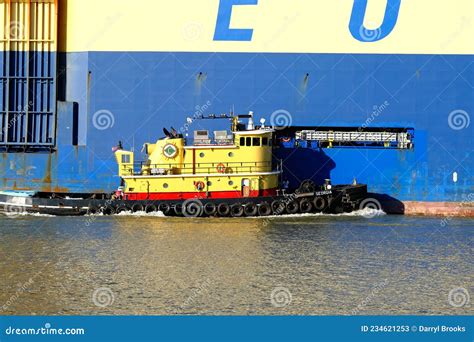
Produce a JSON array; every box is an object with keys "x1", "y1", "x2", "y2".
[{"x1": 0, "y1": 214, "x2": 471, "y2": 315}]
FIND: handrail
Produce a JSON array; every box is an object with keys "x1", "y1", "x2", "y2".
[{"x1": 120, "y1": 160, "x2": 281, "y2": 176}]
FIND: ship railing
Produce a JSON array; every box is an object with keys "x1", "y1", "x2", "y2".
[
  {"x1": 192, "y1": 138, "x2": 234, "y2": 146},
  {"x1": 119, "y1": 160, "x2": 281, "y2": 176},
  {"x1": 294, "y1": 129, "x2": 414, "y2": 149}
]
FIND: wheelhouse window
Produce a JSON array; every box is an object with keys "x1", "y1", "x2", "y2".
[
  {"x1": 246, "y1": 137, "x2": 251, "y2": 146},
  {"x1": 122, "y1": 154, "x2": 130, "y2": 163},
  {"x1": 262, "y1": 137, "x2": 268, "y2": 146},
  {"x1": 240, "y1": 137, "x2": 245, "y2": 146},
  {"x1": 252, "y1": 137, "x2": 260, "y2": 146}
]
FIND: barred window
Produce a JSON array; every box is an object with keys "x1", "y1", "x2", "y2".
[{"x1": 0, "y1": 0, "x2": 57, "y2": 151}]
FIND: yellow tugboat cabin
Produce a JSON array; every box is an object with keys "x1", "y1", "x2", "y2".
[{"x1": 115, "y1": 113, "x2": 282, "y2": 200}]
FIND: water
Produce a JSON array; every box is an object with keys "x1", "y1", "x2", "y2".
[{"x1": 0, "y1": 211, "x2": 472, "y2": 315}]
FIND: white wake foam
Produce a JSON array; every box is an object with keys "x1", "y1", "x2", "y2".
[
  {"x1": 3, "y1": 208, "x2": 384, "y2": 219},
  {"x1": 248, "y1": 207, "x2": 386, "y2": 220},
  {"x1": 114, "y1": 210, "x2": 166, "y2": 217},
  {"x1": 2, "y1": 212, "x2": 55, "y2": 218}
]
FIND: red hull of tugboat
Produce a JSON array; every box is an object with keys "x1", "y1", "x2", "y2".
[{"x1": 123, "y1": 189, "x2": 279, "y2": 201}]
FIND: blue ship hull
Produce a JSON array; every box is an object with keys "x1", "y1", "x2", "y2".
[{"x1": 1, "y1": 52, "x2": 473, "y2": 203}]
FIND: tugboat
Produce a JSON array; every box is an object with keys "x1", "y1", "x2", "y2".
[{"x1": 0, "y1": 113, "x2": 367, "y2": 217}]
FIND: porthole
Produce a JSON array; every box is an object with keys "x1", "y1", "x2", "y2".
[
  {"x1": 199, "y1": 152, "x2": 205, "y2": 158},
  {"x1": 228, "y1": 152, "x2": 234, "y2": 157},
  {"x1": 207, "y1": 181, "x2": 212, "y2": 186},
  {"x1": 228, "y1": 180, "x2": 234, "y2": 186},
  {"x1": 163, "y1": 183, "x2": 168, "y2": 188}
]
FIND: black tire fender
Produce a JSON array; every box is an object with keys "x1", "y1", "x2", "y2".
[
  {"x1": 243, "y1": 202, "x2": 258, "y2": 216},
  {"x1": 299, "y1": 179, "x2": 316, "y2": 193},
  {"x1": 217, "y1": 203, "x2": 230, "y2": 217},
  {"x1": 299, "y1": 198, "x2": 313, "y2": 213},
  {"x1": 271, "y1": 200, "x2": 286, "y2": 215},
  {"x1": 102, "y1": 205, "x2": 115, "y2": 215},
  {"x1": 258, "y1": 202, "x2": 272, "y2": 216},
  {"x1": 203, "y1": 202, "x2": 217, "y2": 216},
  {"x1": 230, "y1": 203, "x2": 244, "y2": 217},
  {"x1": 145, "y1": 204, "x2": 157, "y2": 213},
  {"x1": 159, "y1": 203, "x2": 171, "y2": 215},
  {"x1": 313, "y1": 196, "x2": 327, "y2": 211},
  {"x1": 173, "y1": 203, "x2": 183, "y2": 216},
  {"x1": 115, "y1": 204, "x2": 129, "y2": 214},
  {"x1": 87, "y1": 205, "x2": 99, "y2": 215},
  {"x1": 286, "y1": 200, "x2": 299, "y2": 214},
  {"x1": 131, "y1": 203, "x2": 144, "y2": 212}
]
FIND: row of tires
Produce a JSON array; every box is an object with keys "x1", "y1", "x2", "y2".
[
  {"x1": 87, "y1": 196, "x2": 333, "y2": 217},
  {"x1": 199, "y1": 196, "x2": 330, "y2": 217}
]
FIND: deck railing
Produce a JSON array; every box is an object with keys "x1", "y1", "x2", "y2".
[{"x1": 119, "y1": 160, "x2": 281, "y2": 176}]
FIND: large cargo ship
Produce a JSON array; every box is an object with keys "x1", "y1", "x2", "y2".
[{"x1": 0, "y1": 0, "x2": 473, "y2": 215}]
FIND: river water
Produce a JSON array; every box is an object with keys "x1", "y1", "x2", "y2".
[{"x1": 0, "y1": 211, "x2": 472, "y2": 315}]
